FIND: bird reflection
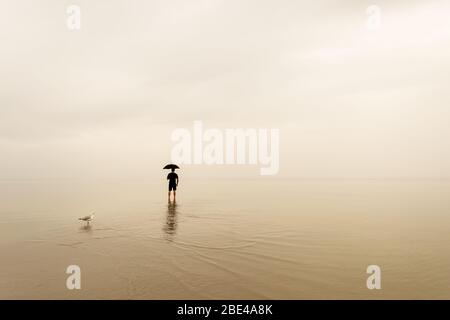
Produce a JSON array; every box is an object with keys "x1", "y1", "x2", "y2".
[
  {"x1": 79, "y1": 224, "x2": 93, "y2": 233},
  {"x1": 163, "y1": 200, "x2": 178, "y2": 240}
]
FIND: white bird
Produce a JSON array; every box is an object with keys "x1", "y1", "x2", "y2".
[{"x1": 79, "y1": 213, "x2": 95, "y2": 225}]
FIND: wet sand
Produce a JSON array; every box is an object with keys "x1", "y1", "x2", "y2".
[{"x1": 1, "y1": 179, "x2": 450, "y2": 299}]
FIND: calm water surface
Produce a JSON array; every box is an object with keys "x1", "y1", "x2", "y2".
[{"x1": 1, "y1": 179, "x2": 449, "y2": 299}]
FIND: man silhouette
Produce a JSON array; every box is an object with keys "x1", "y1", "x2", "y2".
[{"x1": 167, "y1": 168, "x2": 179, "y2": 201}]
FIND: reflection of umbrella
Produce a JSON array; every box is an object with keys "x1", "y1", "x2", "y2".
[{"x1": 163, "y1": 164, "x2": 180, "y2": 170}]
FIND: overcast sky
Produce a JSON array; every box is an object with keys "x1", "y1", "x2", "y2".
[{"x1": 1, "y1": 0, "x2": 450, "y2": 179}]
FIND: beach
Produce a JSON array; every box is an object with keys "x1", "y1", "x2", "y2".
[{"x1": 1, "y1": 179, "x2": 449, "y2": 299}]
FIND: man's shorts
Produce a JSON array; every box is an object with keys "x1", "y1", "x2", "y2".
[{"x1": 169, "y1": 183, "x2": 177, "y2": 191}]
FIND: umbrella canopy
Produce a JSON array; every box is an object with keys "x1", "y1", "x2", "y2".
[{"x1": 163, "y1": 164, "x2": 180, "y2": 170}]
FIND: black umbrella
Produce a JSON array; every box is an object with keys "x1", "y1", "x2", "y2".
[{"x1": 163, "y1": 164, "x2": 180, "y2": 170}]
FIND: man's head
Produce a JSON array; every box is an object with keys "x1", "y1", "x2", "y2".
[{"x1": 171, "y1": 168, "x2": 175, "y2": 173}]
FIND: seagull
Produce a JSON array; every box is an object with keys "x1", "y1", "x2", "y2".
[{"x1": 79, "y1": 213, "x2": 95, "y2": 225}]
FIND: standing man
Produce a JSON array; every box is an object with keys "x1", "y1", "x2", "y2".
[{"x1": 167, "y1": 168, "x2": 179, "y2": 201}]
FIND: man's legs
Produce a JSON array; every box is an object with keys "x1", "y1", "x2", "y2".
[{"x1": 173, "y1": 191, "x2": 176, "y2": 201}]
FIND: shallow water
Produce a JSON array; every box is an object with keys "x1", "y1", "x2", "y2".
[{"x1": 1, "y1": 179, "x2": 450, "y2": 299}]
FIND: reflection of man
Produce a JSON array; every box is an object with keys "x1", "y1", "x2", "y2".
[
  {"x1": 164, "y1": 201, "x2": 178, "y2": 239},
  {"x1": 167, "y1": 168, "x2": 179, "y2": 201}
]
